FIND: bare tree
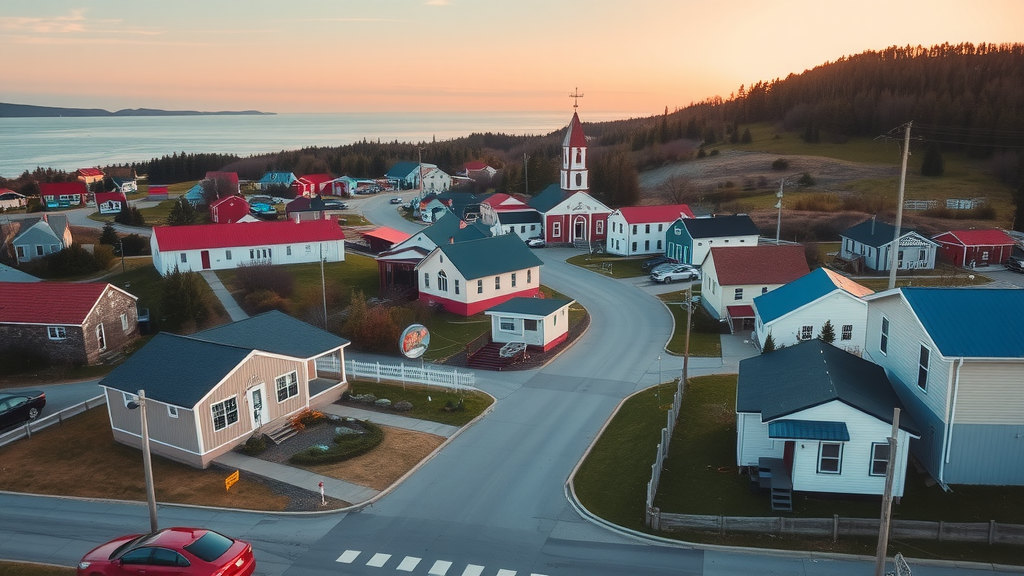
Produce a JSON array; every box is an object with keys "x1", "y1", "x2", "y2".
[{"x1": 657, "y1": 174, "x2": 699, "y2": 204}]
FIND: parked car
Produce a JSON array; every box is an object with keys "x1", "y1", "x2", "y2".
[
  {"x1": 526, "y1": 237, "x2": 546, "y2": 248},
  {"x1": 1006, "y1": 258, "x2": 1024, "y2": 273},
  {"x1": 323, "y1": 201, "x2": 348, "y2": 210},
  {"x1": 651, "y1": 264, "x2": 700, "y2": 283},
  {"x1": 641, "y1": 255, "x2": 675, "y2": 270},
  {"x1": 0, "y1": 390, "x2": 45, "y2": 429},
  {"x1": 650, "y1": 262, "x2": 679, "y2": 275},
  {"x1": 77, "y1": 527, "x2": 255, "y2": 576},
  {"x1": 390, "y1": 197, "x2": 403, "y2": 204}
]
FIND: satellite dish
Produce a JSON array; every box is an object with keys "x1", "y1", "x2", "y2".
[{"x1": 399, "y1": 324, "x2": 430, "y2": 359}]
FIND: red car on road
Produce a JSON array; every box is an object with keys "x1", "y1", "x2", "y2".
[{"x1": 77, "y1": 527, "x2": 255, "y2": 576}]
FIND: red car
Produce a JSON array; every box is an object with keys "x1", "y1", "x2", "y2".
[{"x1": 77, "y1": 527, "x2": 255, "y2": 576}]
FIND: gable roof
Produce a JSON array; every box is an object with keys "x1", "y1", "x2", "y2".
[
  {"x1": 12, "y1": 216, "x2": 68, "y2": 243},
  {"x1": 420, "y1": 213, "x2": 490, "y2": 245},
  {"x1": 0, "y1": 282, "x2": 134, "y2": 325},
  {"x1": 497, "y1": 211, "x2": 542, "y2": 225},
  {"x1": 709, "y1": 245, "x2": 810, "y2": 286},
  {"x1": 95, "y1": 191, "x2": 127, "y2": 204},
  {"x1": 563, "y1": 111, "x2": 586, "y2": 148},
  {"x1": 386, "y1": 161, "x2": 421, "y2": 179},
  {"x1": 193, "y1": 310, "x2": 349, "y2": 359},
  {"x1": 257, "y1": 172, "x2": 296, "y2": 184},
  {"x1": 363, "y1": 226, "x2": 411, "y2": 244},
  {"x1": 842, "y1": 218, "x2": 936, "y2": 248},
  {"x1": 209, "y1": 195, "x2": 248, "y2": 209},
  {"x1": 429, "y1": 234, "x2": 543, "y2": 280},
  {"x1": 485, "y1": 297, "x2": 573, "y2": 317},
  {"x1": 681, "y1": 214, "x2": 761, "y2": 238},
  {"x1": 615, "y1": 204, "x2": 694, "y2": 224},
  {"x1": 152, "y1": 219, "x2": 345, "y2": 252},
  {"x1": 933, "y1": 229, "x2": 1016, "y2": 247},
  {"x1": 296, "y1": 173, "x2": 335, "y2": 186},
  {"x1": 754, "y1": 268, "x2": 873, "y2": 324},
  {"x1": 77, "y1": 168, "x2": 104, "y2": 178},
  {"x1": 736, "y1": 340, "x2": 918, "y2": 434},
  {"x1": 899, "y1": 287, "x2": 1024, "y2": 358},
  {"x1": 481, "y1": 193, "x2": 530, "y2": 211},
  {"x1": 464, "y1": 161, "x2": 491, "y2": 172},
  {"x1": 39, "y1": 181, "x2": 88, "y2": 197},
  {"x1": 0, "y1": 264, "x2": 40, "y2": 283},
  {"x1": 528, "y1": 184, "x2": 569, "y2": 213}
]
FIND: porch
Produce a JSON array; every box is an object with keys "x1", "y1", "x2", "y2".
[{"x1": 752, "y1": 457, "x2": 793, "y2": 512}]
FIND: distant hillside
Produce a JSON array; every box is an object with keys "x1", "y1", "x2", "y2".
[{"x1": 0, "y1": 102, "x2": 273, "y2": 118}]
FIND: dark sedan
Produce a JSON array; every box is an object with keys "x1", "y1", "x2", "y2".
[{"x1": 0, "y1": 390, "x2": 46, "y2": 429}]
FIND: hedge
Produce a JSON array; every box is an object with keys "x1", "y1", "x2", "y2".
[{"x1": 288, "y1": 420, "x2": 384, "y2": 465}]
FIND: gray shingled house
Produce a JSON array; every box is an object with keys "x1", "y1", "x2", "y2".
[{"x1": 99, "y1": 311, "x2": 349, "y2": 468}]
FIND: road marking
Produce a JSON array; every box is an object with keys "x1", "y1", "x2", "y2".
[
  {"x1": 367, "y1": 553, "x2": 391, "y2": 567},
  {"x1": 461, "y1": 565, "x2": 485, "y2": 576},
  {"x1": 336, "y1": 550, "x2": 360, "y2": 563},
  {"x1": 397, "y1": 556, "x2": 421, "y2": 571},
  {"x1": 428, "y1": 560, "x2": 452, "y2": 575},
  {"x1": 531, "y1": 573, "x2": 549, "y2": 576},
  {"x1": 496, "y1": 570, "x2": 516, "y2": 576}
]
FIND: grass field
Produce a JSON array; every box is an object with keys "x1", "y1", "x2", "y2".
[
  {"x1": 659, "y1": 294, "x2": 721, "y2": 357},
  {"x1": 0, "y1": 562, "x2": 74, "y2": 576},
  {"x1": 343, "y1": 380, "x2": 493, "y2": 427},
  {"x1": 566, "y1": 253, "x2": 648, "y2": 278}
]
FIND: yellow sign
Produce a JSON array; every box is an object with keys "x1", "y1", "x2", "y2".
[{"x1": 225, "y1": 470, "x2": 240, "y2": 491}]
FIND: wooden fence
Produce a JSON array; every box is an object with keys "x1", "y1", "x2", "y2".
[
  {"x1": 653, "y1": 512, "x2": 1024, "y2": 545},
  {"x1": 645, "y1": 378, "x2": 684, "y2": 528},
  {"x1": 0, "y1": 395, "x2": 106, "y2": 449},
  {"x1": 345, "y1": 359, "x2": 476, "y2": 390}
]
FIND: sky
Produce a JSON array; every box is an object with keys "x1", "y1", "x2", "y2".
[{"x1": 1, "y1": 0, "x2": 1022, "y2": 116}]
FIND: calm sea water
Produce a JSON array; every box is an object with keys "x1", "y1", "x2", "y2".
[{"x1": 0, "y1": 110, "x2": 638, "y2": 178}]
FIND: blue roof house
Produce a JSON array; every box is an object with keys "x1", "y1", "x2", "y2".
[
  {"x1": 666, "y1": 214, "x2": 761, "y2": 266},
  {"x1": 752, "y1": 268, "x2": 874, "y2": 353},
  {"x1": 737, "y1": 340, "x2": 919, "y2": 509},
  {"x1": 386, "y1": 161, "x2": 425, "y2": 190},
  {"x1": 863, "y1": 287, "x2": 1024, "y2": 487},
  {"x1": 183, "y1": 182, "x2": 205, "y2": 206},
  {"x1": 257, "y1": 171, "x2": 298, "y2": 191}
]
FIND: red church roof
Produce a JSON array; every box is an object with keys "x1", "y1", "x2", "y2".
[
  {"x1": 0, "y1": 282, "x2": 129, "y2": 325},
  {"x1": 710, "y1": 245, "x2": 810, "y2": 286},
  {"x1": 464, "y1": 161, "x2": 490, "y2": 171},
  {"x1": 616, "y1": 204, "x2": 694, "y2": 224},
  {"x1": 77, "y1": 168, "x2": 104, "y2": 178},
  {"x1": 481, "y1": 193, "x2": 530, "y2": 211},
  {"x1": 39, "y1": 181, "x2": 88, "y2": 197},
  {"x1": 298, "y1": 173, "x2": 335, "y2": 186},
  {"x1": 934, "y1": 229, "x2": 1015, "y2": 247},
  {"x1": 563, "y1": 111, "x2": 587, "y2": 148},
  {"x1": 153, "y1": 219, "x2": 345, "y2": 252}
]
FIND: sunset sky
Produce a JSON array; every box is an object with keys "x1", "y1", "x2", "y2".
[{"x1": 1, "y1": 0, "x2": 1022, "y2": 115}]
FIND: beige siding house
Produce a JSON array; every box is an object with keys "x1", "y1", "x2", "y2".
[{"x1": 100, "y1": 311, "x2": 349, "y2": 468}]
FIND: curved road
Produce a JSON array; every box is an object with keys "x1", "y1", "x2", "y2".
[{"x1": 0, "y1": 194, "x2": 1016, "y2": 575}]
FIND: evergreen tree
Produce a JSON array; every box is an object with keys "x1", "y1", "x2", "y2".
[
  {"x1": 740, "y1": 128, "x2": 752, "y2": 144},
  {"x1": 99, "y1": 222, "x2": 119, "y2": 247},
  {"x1": 161, "y1": 268, "x2": 211, "y2": 332},
  {"x1": 818, "y1": 320, "x2": 836, "y2": 344},
  {"x1": 921, "y1": 142, "x2": 945, "y2": 176},
  {"x1": 761, "y1": 332, "x2": 776, "y2": 353},
  {"x1": 166, "y1": 197, "x2": 197, "y2": 226}
]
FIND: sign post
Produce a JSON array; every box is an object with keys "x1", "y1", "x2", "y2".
[
  {"x1": 225, "y1": 470, "x2": 240, "y2": 491},
  {"x1": 399, "y1": 324, "x2": 430, "y2": 390},
  {"x1": 319, "y1": 481, "x2": 325, "y2": 506}
]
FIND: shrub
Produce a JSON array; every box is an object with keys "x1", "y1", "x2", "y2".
[
  {"x1": 120, "y1": 233, "x2": 149, "y2": 256},
  {"x1": 374, "y1": 398, "x2": 392, "y2": 408},
  {"x1": 234, "y1": 263, "x2": 294, "y2": 298},
  {"x1": 0, "y1": 345, "x2": 49, "y2": 375},
  {"x1": 443, "y1": 398, "x2": 465, "y2": 412},
  {"x1": 709, "y1": 149, "x2": 720, "y2": 157},
  {"x1": 798, "y1": 172, "x2": 816, "y2": 186},
  {"x1": 239, "y1": 434, "x2": 268, "y2": 456},
  {"x1": 288, "y1": 420, "x2": 384, "y2": 465},
  {"x1": 244, "y1": 289, "x2": 290, "y2": 314},
  {"x1": 393, "y1": 400, "x2": 413, "y2": 412},
  {"x1": 771, "y1": 158, "x2": 790, "y2": 171}
]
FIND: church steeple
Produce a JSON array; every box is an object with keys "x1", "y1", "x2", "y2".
[{"x1": 560, "y1": 110, "x2": 588, "y2": 192}]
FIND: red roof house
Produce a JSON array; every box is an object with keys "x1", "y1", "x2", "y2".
[
  {"x1": 40, "y1": 181, "x2": 88, "y2": 206},
  {"x1": 150, "y1": 220, "x2": 346, "y2": 275},
  {"x1": 76, "y1": 168, "x2": 105, "y2": 185},
  {"x1": 606, "y1": 204, "x2": 695, "y2": 256},
  {"x1": 362, "y1": 226, "x2": 412, "y2": 253},
  {"x1": 209, "y1": 195, "x2": 250, "y2": 224},
  {"x1": 932, "y1": 229, "x2": 1017, "y2": 267},
  {"x1": 147, "y1": 185, "x2": 169, "y2": 200},
  {"x1": 701, "y1": 245, "x2": 810, "y2": 329},
  {"x1": 0, "y1": 282, "x2": 139, "y2": 365},
  {"x1": 204, "y1": 172, "x2": 240, "y2": 196},
  {"x1": 95, "y1": 191, "x2": 128, "y2": 215},
  {"x1": 293, "y1": 174, "x2": 336, "y2": 197}
]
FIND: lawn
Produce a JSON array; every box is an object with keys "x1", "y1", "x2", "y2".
[
  {"x1": 574, "y1": 374, "x2": 1024, "y2": 563},
  {"x1": 0, "y1": 563, "x2": 74, "y2": 576},
  {"x1": 105, "y1": 264, "x2": 231, "y2": 333},
  {"x1": 136, "y1": 198, "x2": 211, "y2": 227},
  {"x1": 343, "y1": 380, "x2": 494, "y2": 427},
  {"x1": 566, "y1": 253, "x2": 648, "y2": 278},
  {"x1": 420, "y1": 311, "x2": 491, "y2": 361},
  {"x1": 854, "y1": 266, "x2": 992, "y2": 292},
  {"x1": 658, "y1": 291, "x2": 721, "y2": 357}
]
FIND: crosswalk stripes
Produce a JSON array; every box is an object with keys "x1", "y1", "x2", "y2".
[{"x1": 334, "y1": 549, "x2": 549, "y2": 576}]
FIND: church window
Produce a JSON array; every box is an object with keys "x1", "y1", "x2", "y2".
[{"x1": 575, "y1": 173, "x2": 582, "y2": 187}]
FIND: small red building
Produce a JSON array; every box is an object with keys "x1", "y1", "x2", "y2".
[
  {"x1": 147, "y1": 185, "x2": 169, "y2": 200},
  {"x1": 95, "y1": 191, "x2": 128, "y2": 215},
  {"x1": 293, "y1": 174, "x2": 336, "y2": 197},
  {"x1": 932, "y1": 229, "x2": 1017, "y2": 267},
  {"x1": 40, "y1": 181, "x2": 88, "y2": 207},
  {"x1": 363, "y1": 226, "x2": 411, "y2": 253},
  {"x1": 209, "y1": 195, "x2": 250, "y2": 224}
]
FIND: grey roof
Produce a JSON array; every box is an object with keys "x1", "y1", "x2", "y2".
[
  {"x1": 497, "y1": 211, "x2": 542, "y2": 225},
  {"x1": 681, "y1": 215, "x2": 761, "y2": 238},
  {"x1": 0, "y1": 263, "x2": 40, "y2": 282},
  {"x1": 12, "y1": 218, "x2": 63, "y2": 244},
  {"x1": 736, "y1": 340, "x2": 918, "y2": 434},
  {"x1": 99, "y1": 333, "x2": 253, "y2": 407},
  {"x1": 193, "y1": 310, "x2": 349, "y2": 358},
  {"x1": 528, "y1": 184, "x2": 567, "y2": 213},
  {"x1": 421, "y1": 213, "x2": 490, "y2": 245},
  {"x1": 433, "y1": 234, "x2": 543, "y2": 280},
  {"x1": 841, "y1": 218, "x2": 935, "y2": 248},
  {"x1": 485, "y1": 297, "x2": 572, "y2": 317}
]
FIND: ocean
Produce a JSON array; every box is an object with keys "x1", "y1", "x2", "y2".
[{"x1": 0, "y1": 110, "x2": 640, "y2": 178}]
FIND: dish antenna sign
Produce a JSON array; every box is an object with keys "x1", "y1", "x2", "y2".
[{"x1": 400, "y1": 324, "x2": 430, "y2": 359}]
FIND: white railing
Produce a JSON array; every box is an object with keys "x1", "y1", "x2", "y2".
[
  {"x1": 0, "y1": 394, "x2": 106, "y2": 448},
  {"x1": 316, "y1": 355, "x2": 342, "y2": 373},
  {"x1": 345, "y1": 359, "x2": 475, "y2": 390}
]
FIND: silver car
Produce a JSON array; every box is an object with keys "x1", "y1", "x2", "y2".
[{"x1": 651, "y1": 264, "x2": 700, "y2": 283}]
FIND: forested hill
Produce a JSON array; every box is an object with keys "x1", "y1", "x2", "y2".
[
  {"x1": 607, "y1": 43, "x2": 1024, "y2": 157},
  {"x1": 0, "y1": 102, "x2": 272, "y2": 117}
]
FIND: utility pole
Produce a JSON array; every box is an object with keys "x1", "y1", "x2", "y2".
[
  {"x1": 888, "y1": 122, "x2": 912, "y2": 290},
  {"x1": 523, "y1": 152, "x2": 529, "y2": 196},
  {"x1": 682, "y1": 283, "x2": 693, "y2": 385},
  {"x1": 320, "y1": 243, "x2": 328, "y2": 330},
  {"x1": 874, "y1": 408, "x2": 901, "y2": 576},
  {"x1": 775, "y1": 179, "x2": 784, "y2": 244},
  {"x1": 127, "y1": 390, "x2": 158, "y2": 533}
]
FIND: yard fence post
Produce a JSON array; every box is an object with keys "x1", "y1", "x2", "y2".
[
  {"x1": 989, "y1": 520, "x2": 996, "y2": 545},
  {"x1": 833, "y1": 514, "x2": 839, "y2": 543},
  {"x1": 938, "y1": 520, "x2": 944, "y2": 541},
  {"x1": 375, "y1": 362, "x2": 381, "y2": 382}
]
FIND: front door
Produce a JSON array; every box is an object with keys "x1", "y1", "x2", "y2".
[
  {"x1": 573, "y1": 216, "x2": 587, "y2": 241},
  {"x1": 201, "y1": 250, "x2": 211, "y2": 269},
  {"x1": 248, "y1": 385, "x2": 268, "y2": 429}
]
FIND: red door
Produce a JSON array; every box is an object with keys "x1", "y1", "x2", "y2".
[{"x1": 201, "y1": 250, "x2": 211, "y2": 269}]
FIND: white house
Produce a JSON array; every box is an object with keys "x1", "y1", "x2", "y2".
[
  {"x1": 150, "y1": 219, "x2": 345, "y2": 276},
  {"x1": 484, "y1": 297, "x2": 574, "y2": 352},
  {"x1": 701, "y1": 244, "x2": 810, "y2": 332},
  {"x1": 752, "y1": 268, "x2": 874, "y2": 353},
  {"x1": 736, "y1": 340, "x2": 919, "y2": 509},
  {"x1": 863, "y1": 287, "x2": 1024, "y2": 487},
  {"x1": 95, "y1": 192, "x2": 128, "y2": 215},
  {"x1": 665, "y1": 214, "x2": 762, "y2": 266},
  {"x1": 606, "y1": 204, "x2": 694, "y2": 257},
  {"x1": 422, "y1": 166, "x2": 452, "y2": 193},
  {"x1": 415, "y1": 234, "x2": 543, "y2": 316},
  {"x1": 840, "y1": 218, "x2": 938, "y2": 272}
]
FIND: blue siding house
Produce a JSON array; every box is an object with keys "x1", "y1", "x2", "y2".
[
  {"x1": 666, "y1": 214, "x2": 761, "y2": 266},
  {"x1": 864, "y1": 287, "x2": 1024, "y2": 487}
]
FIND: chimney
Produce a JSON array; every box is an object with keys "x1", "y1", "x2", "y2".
[
  {"x1": 449, "y1": 236, "x2": 454, "y2": 244},
  {"x1": 871, "y1": 214, "x2": 876, "y2": 235}
]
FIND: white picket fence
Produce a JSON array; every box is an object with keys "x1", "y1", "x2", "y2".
[
  {"x1": 646, "y1": 379, "x2": 685, "y2": 529},
  {"x1": 345, "y1": 359, "x2": 476, "y2": 390}
]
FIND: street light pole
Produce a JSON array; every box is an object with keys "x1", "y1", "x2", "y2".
[{"x1": 128, "y1": 390, "x2": 158, "y2": 533}]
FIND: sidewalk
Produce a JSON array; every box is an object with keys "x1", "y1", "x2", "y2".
[
  {"x1": 199, "y1": 270, "x2": 248, "y2": 321},
  {"x1": 320, "y1": 403, "x2": 459, "y2": 438}
]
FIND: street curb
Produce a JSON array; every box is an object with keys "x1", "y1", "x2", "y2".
[{"x1": 561, "y1": 390, "x2": 1024, "y2": 572}]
